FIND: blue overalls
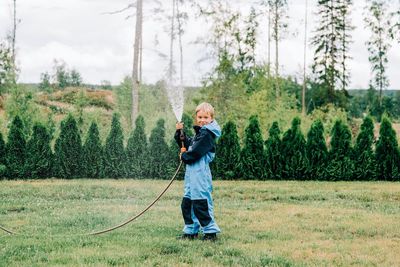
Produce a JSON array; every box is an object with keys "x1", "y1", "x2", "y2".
[{"x1": 175, "y1": 120, "x2": 221, "y2": 235}]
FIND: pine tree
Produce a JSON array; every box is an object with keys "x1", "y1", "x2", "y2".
[
  {"x1": 375, "y1": 116, "x2": 400, "y2": 181},
  {"x1": 25, "y1": 123, "x2": 53, "y2": 178},
  {"x1": 353, "y1": 116, "x2": 377, "y2": 180},
  {"x1": 326, "y1": 119, "x2": 354, "y2": 180},
  {"x1": 0, "y1": 132, "x2": 6, "y2": 178},
  {"x1": 126, "y1": 115, "x2": 148, "y2": 178},
  {"x1": 305, "y1": 119, "x2": 328, "y2": 180},
  {"x1": 54, "y1": 114, "x2": 83, "y2": 178},
  {"x1": 5, "y1": 115, "x2": 26, "y2": 178},
  {"x1": 264, "y1": 121, "x2": 282, "y2": 179},
  {"x1": 214, "y1": 121, "x2": 241, "y2": 180},
  {"x1": 103, "y1": 113, "x2": 126, "y2": 178},
  {"x1": 364, "y1": 0, "x2": 391, "y2": 109},
  {"x1": 312, "y1": 0, "x2": 353, "y2": 106},
  {"x1": 281, "y1": 117, "x2": 307, "y2": 180},
  {"x1": 148, "y1": 119, "x2": 173, "y2": 179},
  {"x1": 82, "y1": 122, "x2": 103, "y2": 178},
  {"x1": 239, "y1": 115, "x2": 265, "y2": 180}
]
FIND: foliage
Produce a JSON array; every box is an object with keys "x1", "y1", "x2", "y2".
[
  {"x1": 39, "y1": 72, "x2": 52, "y2": 92},
  {"x1": 364, "y1": 0, "x2": 391, "y2": 107},
  {"x1": 239, "y1": 115, "x2": 265, "y2": 179},
  {"x1": 353, "y1": 116, "x2": 376, "y2": 180},
  {"x1": 126, "y1": 115, "x2": 148, "y2": 178},
  {"x1": 82, "y1": 122, "x2": 103, "y2": 178},
  {"x1": 148, "y1": 119, "x2": 174, "y2": 179},
  {"x1": 280, "y1": 117, "x2": 307, "y2": 180},
  {"x1": 5, "y1": 116, "x2": 26, "y2": 178},
  {"x1": 25, "y1": 123, "x2": 53, "y2": 178},
  {"x1": 325, "y1": 119, "x2": 354, "y2": 180},
  {"x1": 103, "y1": 113, "x2": 126, "y2": 178},
  {"x1": 375, "y1": 116, "x2": 400, "y2": 181},
  {"x1": 0, "y1": 132, "x2": 5, "y2": 175},
  {"x1": 264, "y1": 121, "x2": 282, "y2": 179},
  {"x1": 214, "y1": 120, "x2": 241, "y2": 179},
  {"x1": 0, "y1": 41, "x2": 16, "y2": 95},
  {"x1": 305, "y1": 119, "x2": 328, "y2": 180},
  {"x1": 54, "y1": 114, "x2": 83, "y2": 178}
]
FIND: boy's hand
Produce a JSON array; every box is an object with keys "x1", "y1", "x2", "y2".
[{"x1": 176, "y1": 122, "x2": 184, "y2": 130}]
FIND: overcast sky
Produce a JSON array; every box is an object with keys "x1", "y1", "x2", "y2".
[{"x1": 0, "y1": 0, "x2": 399, "y2": 89}]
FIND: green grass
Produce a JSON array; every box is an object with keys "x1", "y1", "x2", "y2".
[{"x1": 1, "y1": 179, "x2": 400, "y2": 266}]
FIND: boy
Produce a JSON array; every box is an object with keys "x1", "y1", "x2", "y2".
[{"x1": 175, "y1": 102, "x2": 221, "y2": 241}]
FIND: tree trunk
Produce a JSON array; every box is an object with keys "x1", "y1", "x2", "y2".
[
  {"x1": 302, "y1": 0, "x2": 308, "y2": 116},
  {"x1": 131, "y1": 0, "x2": 143, "y2": 126},
  {"x1": 274, "y1": 2, "x2": 280, "y2": 98},
  {"x1": 267, "y1": 5, "x2": 271, "y2": 79}
]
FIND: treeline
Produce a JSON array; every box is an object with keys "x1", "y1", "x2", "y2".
[{"x1": 1, "y1": 113, "x2": 399, "y2": 181}]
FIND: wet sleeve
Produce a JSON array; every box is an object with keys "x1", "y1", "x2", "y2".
[{"x1": 181, "y1": 129, "x2": 215, "y2": 164}]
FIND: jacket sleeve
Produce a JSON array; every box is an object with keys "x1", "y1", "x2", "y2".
[
  {"x1": 181, "y1": 129, "x2": 215, "y2": 164},
  {"x1": 174, "y1": 130, "x2": 191, "y2": 149}
]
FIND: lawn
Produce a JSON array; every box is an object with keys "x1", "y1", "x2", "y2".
[{"x1": 1, "y1": 179, "x2": 400, "y2": 266}]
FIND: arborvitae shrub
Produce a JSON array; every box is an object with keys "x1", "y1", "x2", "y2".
[
  {"x1": 305, "y1": 119, "x2": 328, "y2": 180},
  {"x1": 25, "y1": 123, "x2": 53, "y2": 178},
  {"x1": 239, "y1": 115, "x2": 265, "y2": 180},
  {"x1": 5, "y1": 115, "x2": 27, "y2": 179},
  {"x1": 0, "y1": 132, "x2": 6, "y2": 178},
  {"x1": 375, "y1": 116, "x2": 400, "y2": 181},
  {"x1": 353, "y1": 116, "x2": 376, "y2": 180},
  {"x1": 149, "y1": 119, "x2": 174, "y2": 179},
  {"x1": 181, "y1": 112, "x2": 194, "y2": 137},
  {"x1": 326, "y1": 120, "x2": 354, "y2": 181},
  {"x1": 281, "y1": 117, "x2": 307, "y2": 180},
  {"x1": 126, "y1": 115, "x2": 149, "y2": 178},
  {"x1": 214, "y1": 120, "x2": 241, "y2": 179},
  {"x1": 83, "y1": 122, "x2": 103, "y2": 178},
  {"x1": 264, "y1": 121, "x2": 282, "y2": 179},
  {"x1": 103, "y1": 113, "x2": 126, "y2": 178},
  {"x1": 54, "y1": 114, "x2": 83, "y2": 178}
]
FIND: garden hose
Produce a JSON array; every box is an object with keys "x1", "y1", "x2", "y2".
[{"x1": 0, "y1": 160, "x2": 183, "y2": 237}]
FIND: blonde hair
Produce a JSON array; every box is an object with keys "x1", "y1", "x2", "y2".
[{"x1": 195, "y1": 102, "x2": 215, "y2": 118}]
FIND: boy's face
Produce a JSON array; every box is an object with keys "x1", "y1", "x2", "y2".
[{"x1": 196, "y1": 110, "x2": 212, "y2": 127}]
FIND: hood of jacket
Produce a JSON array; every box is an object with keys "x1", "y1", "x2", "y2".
[{"x1": 203, "y1": 120, "x2": 221, "y2": 139}]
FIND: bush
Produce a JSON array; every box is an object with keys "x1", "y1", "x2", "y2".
[
  {"x1": 103, "y1": 113, "x2": 126, "y2": 178},
  {"x1": 264, "y1": 121, "x2": 283, "y2": 179},
  {"x1": 353, "y1": 116, "x2": 376, "y2": 180},
  {"x1": 126, "y1": 115, "x2": 149, "y2": 178},
  {"x1": 239, "y1": 115, "x2": 265, "y2": 179},
  {"x1": 5, "y1": 116, "x2": 27, "y2": 178},
  {"x1": 82, "y1": 122, "x2": 103, "y2": 178},
  {"x1": 54, "y1": 114, "x2": 84, "y2": 178},
  {"x1": 281, "y1": 117, "x2": 307, "y2": 180},
  {"x1": 305, "y1": 119, "x2": 328, "y2": 180}
]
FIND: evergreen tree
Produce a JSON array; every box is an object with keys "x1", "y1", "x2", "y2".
[
  {"x1": 375, "y1": 116, "x2": 400, "y2": 181},
  {"x1": 353, "y1": 116, "x2": 377, "y2": 180},
  {"x1": 264, "y1": 121, "x2": 282, "y2": 179},
  {"x1": 326, "y1": 119, "x2": 354, "y2": 180},
  {"x1": 364, "y1": 0, "x2": 391, "y2": 109},
  {"x1": 25, "y1": 123, "x2": 53, "y2": 179},
  {"x1": 214, "y1": 121, "x2": 241, "y2": 180},
  {"x1": 82, "y1": 122, "x2": 103, "y2": 178},
  {"x1": 311, "y1": 0, "x2": 353, "y2": 106},
  {"x1": 126, "y1": 115, "x2": 148, "y2": 178},
  {"x1": 239, "y1": 115, "x2": 265, "y2": 180},
  {"x1": 0, "y1": 132, "x2": 6, "y2": 178},
  {"x1": 5, "y1": 115, "x2": 26, "y2": 178},
  {"x1": 281, "y1": 117, "x2": 307, "y2": 180},
  {"x1": 181, "y1": 112, "x2": 194, "y2": 137},
  {"x1": 103, "y1": 113, "x2": 126, "y2": 178},
  {"x1": 305, "y1": 119, "x2": 328, "y2": 180},
  {"x1": 148, "y1": 119, "x2": 173, "y2": 179},
  {"x1": 54, "y1": 114, "x2": 83, "y2": 178}
]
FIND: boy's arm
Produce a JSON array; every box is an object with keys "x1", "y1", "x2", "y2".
[
  {"x1": 181, "y1": 129, "x2": 215, "y2": 164},
  {"x1": 174, "y1": 130, "x2": 191, "y2": 149}
]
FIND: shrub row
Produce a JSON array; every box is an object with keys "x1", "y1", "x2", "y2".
[{"x1": 0, "y1": 114, "x2": 399, "y2": 181}]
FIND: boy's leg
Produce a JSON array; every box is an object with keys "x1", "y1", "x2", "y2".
[
  {"x1": 192, "y1": 192, "x2": 220, "y2": 234},
  {"x1": 181, "y1": 174, "x2": 200, "y2": 235}
]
